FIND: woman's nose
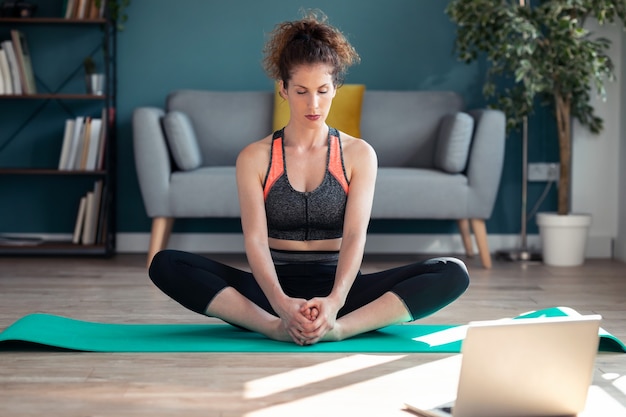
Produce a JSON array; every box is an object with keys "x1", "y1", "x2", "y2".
[{"x1": 309, "y1": 94, "x2": 320, "y2": 109}]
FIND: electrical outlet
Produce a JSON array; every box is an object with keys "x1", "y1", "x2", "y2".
[{"x1": 528, "y1": 163, "x2": 559, "y2": 182}]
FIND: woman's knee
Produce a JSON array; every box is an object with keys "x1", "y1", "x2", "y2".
[
  {"x1": 147, "y1": 249, "x2": 224, "y2": 315},
  {"x1": 148, "y1": 249, "x2": 177, "y2": 282},
  {"x1": 438, "y1": 257, "x2": 470, "y2": 293},
  {"x1": 400, "y1": 257, "x2": 470, "y2": 320},
  {"x1": 424, "y1": 257, "x2": 470, "y2": 293}
]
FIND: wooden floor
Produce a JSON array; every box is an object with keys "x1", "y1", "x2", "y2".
[{"x1": 0, "y1": 253, "x2": 625, "y2": 416}]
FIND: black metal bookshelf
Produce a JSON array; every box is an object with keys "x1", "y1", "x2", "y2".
[{"x1": 0, "y1": 16, "x2": 117, "y2": 256}]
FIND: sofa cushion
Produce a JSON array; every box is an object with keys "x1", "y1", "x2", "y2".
[
  {"x1": 272, "y1": 84, "x2": 365, "y2": 137},
  {"x1": 167, "y1": 90, "x2": 274, "y2": 165},
  {"x1": 360, "y1": 91, "x2": 464, "y2": 168},
  {"x1": 372, "y1": 168, "x2": 469, "y2": 218},
  {"x1": 162, "y1": 111, "x2": 202, "y2": 171},
  {"x1": 170, "y1": 167, "x2": 240, "y2": 217},
  {"x1": 434, "y1": 112, "x2": 474, "y2": 173}
]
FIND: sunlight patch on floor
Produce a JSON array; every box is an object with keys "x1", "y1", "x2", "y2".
[
  {"x1": 243, "y1": 355, "x2": 626, "y2": 417},
  {"x1": 412, "y1": 325, "x2": 467, "y2": 346},
  {"x1": 580, "y1": 385, "x2": 626, "y2": 416},
  {"x1": 613, "y1": 375, "x2": 626, "y2": 396},
  {"x1": 244, "y1": 355, "x2": 462, "y2": 417},
  {"x1": 243, "y1": 354, "x2": 406, "y2": 399}
]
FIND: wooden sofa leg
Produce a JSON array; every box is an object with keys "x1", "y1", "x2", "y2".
[
  {"x1": 147, "y1": 217, "x2": 174, "y2": 268},
  {"x1": 470, "y1": 218, "x2": 492, "y2": 269},
  {"x1": 457, "y1": 219, "x2": 474, "y2": 258}
]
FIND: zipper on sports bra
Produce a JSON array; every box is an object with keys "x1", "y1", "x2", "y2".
[{"x1": 304, "y1": 194, "x2": 310, "y2": 240}]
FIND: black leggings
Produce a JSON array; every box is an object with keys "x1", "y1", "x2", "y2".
[{"x1": 149, "y1": 250, "x2": 469, "y2": 322}]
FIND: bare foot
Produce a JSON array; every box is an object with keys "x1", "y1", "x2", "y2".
[
  {"x1": 321, "y1": 321, "x2": 344, "y2": 342},
  {"x1": 268, "y1": 318, "x2": 292, "y2": 343}
]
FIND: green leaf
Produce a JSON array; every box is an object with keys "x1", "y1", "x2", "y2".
[{"x1": 445, "y1": 0, "x2": 625, "y2": 213}]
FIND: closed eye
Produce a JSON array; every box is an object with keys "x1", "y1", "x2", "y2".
[{"x1": 296, "y1": 90, "x2": 328, "y2": 95}]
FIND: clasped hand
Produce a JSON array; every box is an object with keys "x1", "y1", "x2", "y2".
[{"x1": 279, "y1": 296, "x2": 340, "y2": 346}]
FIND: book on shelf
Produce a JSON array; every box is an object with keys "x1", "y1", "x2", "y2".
[
  {"x1": 58, "y1": 119, "x2": 75, "y2": 170},
  {"x1": 96, "y1": 107, "x2": 107, "y2": 169},
  {"x1": 77, "y1": 116, "x2": 92, "y2": 170},
  {"x1": 59, "y1": 116, "x2": 104, "y2": 171},
  {"x1": 0, "y1": 49, "x2": 4, "y2": 95},
  {"x1": 61, "y1": 116, "x2": 84, "y2": 171},
  {"x1": 0, "y1": 47, "x2": 12, "y2": 95},
  {"x1": 64, "y1": 0, "x2": 107, "y2": 19},
  {"x1": 80, "y1": 191, "x2": 94, "y2": 244},
  {"x1": 0, "y1": 40, "x2": 22, "y2": 95},
  {"x1": 85, "y1": 118, "x2": 102, "y2": 170},
  {"x1": 72, "y1": 180, "x2": 104, "y2": 245},
  {"x1": 76, "y1": 0, "x2": 90, "y2": 19},
  {"x1": 64, "y1": 0, "x2": 77, "y2": 19},
  {"x1": 81, "y1": 180, "x2": 103, "y2": 245},
  {"x1": 95, "y1": 182, "x2": 109, "y2": 242},
  {"x1": 10, "y1": 30, "x2": 37, "y2": 94},
  {"x1": 90, "y1": 0, "x2": 105, "y2": 19},
  {"x1": 72, "y1": 195, "x2": 87, "y2": 244}
]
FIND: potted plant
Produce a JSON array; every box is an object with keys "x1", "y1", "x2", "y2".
[
  {"x1": 445, "y1": 0, "x2": 625, "y2": 266},
  {"x1": 84, "y1": 56, "x2": 105, "y2": 95}
]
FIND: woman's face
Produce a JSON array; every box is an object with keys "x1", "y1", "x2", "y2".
[{"x1": 280, "y1": 63, "x2": 336, "y2": 129}]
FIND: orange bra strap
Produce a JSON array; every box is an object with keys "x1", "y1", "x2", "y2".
[
  {"x1": 328, "y1": 134, "x2": 349, "y2": 194},
  {"x1": 263, "y1": 137, "x2": 284, "y2": 200}
]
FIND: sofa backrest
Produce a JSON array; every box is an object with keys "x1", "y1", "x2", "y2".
[
  {"x1": 167, "y1": 90, "x2": 274, "y2": 165},
  {"x1": 361, "y1": 91, "x2": 464, "y2": 168},
  {"x1": 166, "y1": 89, "x2": 465, "y2": 169}
]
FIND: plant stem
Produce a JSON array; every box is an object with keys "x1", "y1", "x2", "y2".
[{"x1": 555, "y1": 92, "x2": 571, "y2": 215}]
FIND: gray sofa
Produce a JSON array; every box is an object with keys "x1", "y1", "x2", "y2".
[{"x1": 133, "y1": 89, "x2": 505, "y2": 268}]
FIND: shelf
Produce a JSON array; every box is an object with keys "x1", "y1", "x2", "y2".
[
  {"x1": 0, "y1": 168, "x2": 106, "y2": 175},
  {"x1": 0, "y1": 12, "x2": 116, "y2": 257},
  {"x1": 0, "y1": 18, "x2": 106, "y2": 25},
  {"x1": 0, "y1": 241, "x2": 112, "y2": 256},
  {"x1": 0, "y1": 94, "x2": 107, "y2": 100}
]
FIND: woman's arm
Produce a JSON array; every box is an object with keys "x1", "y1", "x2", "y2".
[
  {"x1": 302, "y1": 137, "x2": 378, "y2": 341},
  {"x1": 332, "y1": 137, "x2": 378, "y2": 306},
  {"x1": 236, "y1": 141, "x2": 315, "y2": 344}
]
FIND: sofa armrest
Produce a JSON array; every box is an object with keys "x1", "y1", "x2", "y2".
[
  {"x1": 132, "y1": 107, "x2": 172, "y2": 218},
  {"x1": 465, "y1": 109, "x2": 506, "y2": 218}
]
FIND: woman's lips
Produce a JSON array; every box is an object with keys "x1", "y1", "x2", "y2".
[{"x1": 305, "y1": 115, "x2": 321, "y2": 121}]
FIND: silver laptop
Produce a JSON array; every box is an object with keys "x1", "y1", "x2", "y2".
[{"x1": 405, "y1": 314, "x2": 601, "y2": 417}]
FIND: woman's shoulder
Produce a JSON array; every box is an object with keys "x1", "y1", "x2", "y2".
[
  {"x1": 337, "y1": 130, "x2": 377, "y2": 164},
  {"x1": 238, "y1": 133, "x2": 273, "y2": 158},
  {"x1": 236, "y1": 133, "x2": 273, "y2": 169}
]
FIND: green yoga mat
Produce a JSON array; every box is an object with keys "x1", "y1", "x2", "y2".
[{"x1": 0, "y1": 307, "x2": 624, "y2": 353}]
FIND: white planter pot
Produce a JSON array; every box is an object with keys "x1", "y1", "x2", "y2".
[
  {"x1": 85, "y1": 73, "x2": 105, "y2": 95},
  {"x1": 536, "y1": 212, "x2": 592, "y2": 267}
]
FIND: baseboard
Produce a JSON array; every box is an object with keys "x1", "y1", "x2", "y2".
[
  {"x1": 1, "y1": 232, "x2": 611, "y2": 258},
  {"x1": 115, "y1": 232, "x2": 613, "y2": 258}
]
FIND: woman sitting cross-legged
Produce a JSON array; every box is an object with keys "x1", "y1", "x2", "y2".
[{"x1": 148, "y1": 11, "x2": 469, "y2": 346}]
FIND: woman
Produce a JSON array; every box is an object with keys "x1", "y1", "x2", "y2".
[{"x1": 149, "y1": 11, "x2": 469, "y2": 346}]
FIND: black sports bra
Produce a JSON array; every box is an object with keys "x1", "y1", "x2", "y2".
[{"x1": 263, "y1": 128, "x2": 349, "y2": 241}]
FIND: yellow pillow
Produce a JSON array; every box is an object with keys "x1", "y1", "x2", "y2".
[{"x1": 272, "y1": 83, "x2": 365, "y2": 137}]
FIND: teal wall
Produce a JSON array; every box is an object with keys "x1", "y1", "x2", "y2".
[{"x1": 0, "y1": 0, "x2": 559, "y2": 238}]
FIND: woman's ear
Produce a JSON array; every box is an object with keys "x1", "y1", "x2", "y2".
[{"x1": 279, "y1": 80, "x2": 287, "y2": 99}]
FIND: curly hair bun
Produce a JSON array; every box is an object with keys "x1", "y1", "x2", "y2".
[{"x1": 263, "y1": 10, "x2": 360, "y2": 86}]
